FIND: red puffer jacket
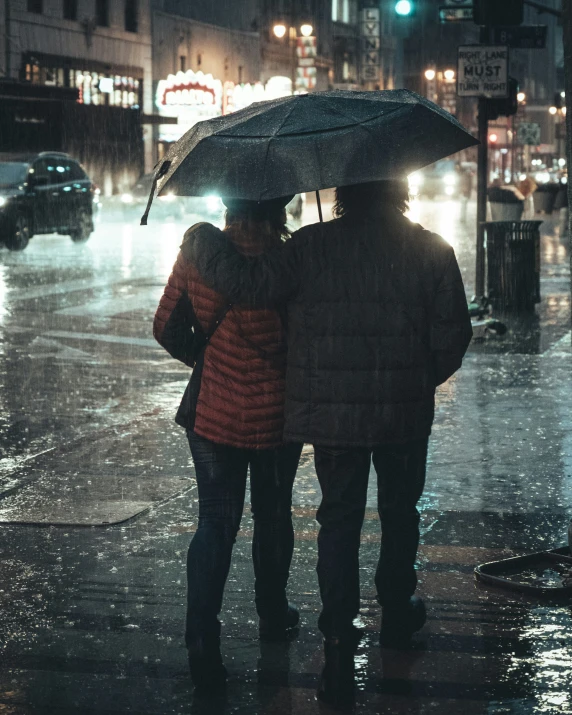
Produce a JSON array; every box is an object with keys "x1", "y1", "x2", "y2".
[{"x1": 153, "y1": 223, "x2": 287, "y2": 450}]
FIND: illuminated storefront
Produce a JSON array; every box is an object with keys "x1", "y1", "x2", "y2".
[
  {"x1": 156, "y1": 70, "x2": 292, "y2": 147},
  {"x1": 23, "y1": 52, "x2": 143, "y2": 109}
]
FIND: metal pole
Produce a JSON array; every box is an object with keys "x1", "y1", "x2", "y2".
[
  {"x1": 475, "y1": 96, "x2": 488, "y2": 299},
  {"x1": 563, "y1": 0, "x2": 572, "y2": 342},
  {"x1": 5, "y1": 0, "x2": 11, "y2": 77}
]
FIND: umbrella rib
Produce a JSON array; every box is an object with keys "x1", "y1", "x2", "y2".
[
  {"x1": 259, "y1": 101, "x2": 302, "y2": 200},
  {"x1": 218, "y1": 103, "x2": 407, "y2": 140}
]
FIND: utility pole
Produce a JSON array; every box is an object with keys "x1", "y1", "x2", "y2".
[
  {"x1": 476, "y1": 96, "x2": 488, "y2": 299},
  {"x1": 564, "y1": 0, "x2": 572, "y2": 339}
]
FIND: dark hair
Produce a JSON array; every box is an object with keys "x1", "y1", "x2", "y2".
[
  {"x1": 224, "y1": 199, "x2": 290, "y2": 247},
  {"x1": 333, "y1": 180, "x2": 409, "y2": 219}
]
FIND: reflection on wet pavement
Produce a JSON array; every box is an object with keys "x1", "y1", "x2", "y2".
[{"x1": 0, "y1": 199, "x2": 571, "y2": 713}]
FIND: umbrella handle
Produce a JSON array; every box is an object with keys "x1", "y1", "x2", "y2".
[
  {"x1": 140, "y1": 160, "x2": 172, "y2": 226},
  {"x1": 316, "y1": 190, "x2": 323, "y2": 223},
  {"x1": 140, "y1": 176, "x2": 157, "y2": 226}
]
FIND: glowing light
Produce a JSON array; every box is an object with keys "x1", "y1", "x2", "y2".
[
  {"x1": 444, "y1": 69, "x2": 455, "y2": 81},
  {"x1": 424, "y1": 69, "x2": 436, "y2": 81},
  {"x1": 300, "y1": 24, "x2": 313, "y2": 37},
  {"x1": 549, "y1": 106, "x2": 558, "y2": 115},
  {"x1": 517, "y1": 92, "x2": 526, "y2": 102},
  {"x1": 273, "y1": 23, "x2": 287, "y2": 38},
  {"x1": 395, "y1": 1, "x2": 412, "y2": 16},
  {"x1": 489, "y1": 133, "x2": 498, "y2": 143}
]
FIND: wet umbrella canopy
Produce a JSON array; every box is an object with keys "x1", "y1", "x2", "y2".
[{"x1": 140, "y1": 89, "x2": 478, "y2": 223}]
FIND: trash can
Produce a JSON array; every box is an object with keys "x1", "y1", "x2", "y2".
[
  {"x1": 485, "y1": 221, "x2": 542, "y2": 312},
  {"x1": 487, "y1": 186, "x2": 525, "y2": 221}
]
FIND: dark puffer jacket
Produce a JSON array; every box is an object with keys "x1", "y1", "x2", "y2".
[{"x1": 183, "y1": 212, "x2": 472, "y2": 447}]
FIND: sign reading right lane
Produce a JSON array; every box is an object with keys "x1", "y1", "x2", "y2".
[{"x1": 457, "y1": 45, "x2": 509, "y2": 98}]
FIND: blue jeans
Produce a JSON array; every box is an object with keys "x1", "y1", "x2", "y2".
[
  {"x1": 185, "y1": 430, "x2": 302, "y2": 646},
  {"x1": 313, "y1": 439, "x2": 428, "y2": 638}
]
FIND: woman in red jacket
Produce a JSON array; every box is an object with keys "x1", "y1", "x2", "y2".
[{"x1": 153, "y1": 196, "x2": 302, "y2": 695}]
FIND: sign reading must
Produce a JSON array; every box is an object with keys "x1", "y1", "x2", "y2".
[{"x1": 457, "y1": 45, "x2": 509, "y2": 98}]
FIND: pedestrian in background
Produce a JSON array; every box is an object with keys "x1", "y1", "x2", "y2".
[
  {"x1": 183, "y1": 179, "x2": 473, "y2": 709},
  {"x1": 153, "y1": 197, "x2": 302, "y2": 695}
]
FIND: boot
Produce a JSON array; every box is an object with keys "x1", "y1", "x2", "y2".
[
  {"x1": 317, "y1": 636, "x2": 356, "y2": 711},
  {"x1": 259, "y1": 602, "x2": 300, "y2": 641},
  {"x1": 187, "y1": 636, "x2": 227, "y2": 696},
  {"x1": 379, "y1": 595, "x2": 426, "y2": 649}
]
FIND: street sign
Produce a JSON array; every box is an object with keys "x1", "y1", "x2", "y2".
[
  {"x1": 490, "y1": 25, "x2": 547, "y2": 49},
  {"x1": 440, "y1": 6, "x2": 473, "y2": 22},
  {"x1": 517, "y1": 122, "x2": 541, "y2": 146},
  {"x1": 360, "y1": 6, "x2": 380, "y2": 84},
  {"x1": 362, "y1": 52, "x2": 380, "y2": 66},
  {"x1": 362, "y1": 36, "x2": 381, "y2": 51},
  {"x1": 457, "y1": 45, "x2": 509, "y2": 97}
]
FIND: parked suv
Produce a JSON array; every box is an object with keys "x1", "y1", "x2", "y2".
[{"x1": 0, "y1": 152, "x2": 96, "y2": 251}]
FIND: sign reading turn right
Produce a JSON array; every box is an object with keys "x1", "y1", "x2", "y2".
[{"x1": 457, "y1": 45, "x2": 509, "y2": 98}]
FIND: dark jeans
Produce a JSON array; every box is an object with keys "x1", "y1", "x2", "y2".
[
  {"x1": 313, "y1": 439, "x2": 429, "y2": 638},
  {"x1": 185, "y1": 429, "x2": 302, "y2": 647}
]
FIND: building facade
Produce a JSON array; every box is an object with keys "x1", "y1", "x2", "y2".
[
  {"x1": 151, "y1": 1, "x2": 262, "y2": 158},
  {"x1": 0, "y1": 0, "x2": 154, "y2": 193}
]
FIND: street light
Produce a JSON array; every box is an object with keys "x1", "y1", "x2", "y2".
[
  {"x1": 272, "y1": 21, "x2": 316, "y2": 95},
  {"x1": 517, "y1": 91, "x2": 526, "y2": 103},
  {"x1": 273, "y1": 23, "x2": 287, "y2": 38},
  {"x1": 549, "y1": 105, "x2": 558, "y2": 115},
  {"x1": 444, "y1": 69, "x2": 455, "y2": 81},
  {"x1": 424, "y1": 69, "x2": 436, "y2": 81}
]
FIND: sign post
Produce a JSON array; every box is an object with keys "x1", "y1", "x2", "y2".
[{"x1": 457, "y1": 45, "x2": 508, "y2": 299}]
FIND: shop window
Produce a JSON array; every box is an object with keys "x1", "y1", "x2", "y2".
[
  {"x1": 63, "y1": 0, "x2": 77, "y2": 20},
  {"x1": 96, "y1": 0, "x2": 109, "y2": 27},
  {"x1": 125, "y1": 0, "x2": 138, "y2": 32},
  {"x1": 27, "y1": 0, "x2": 43, "y2": 13}
]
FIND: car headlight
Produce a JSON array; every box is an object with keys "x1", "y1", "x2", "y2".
[
  {"x1": 206, "y1": 195, "x2": 222, "y2": 212},
  {"x1": 443, "y1": 173, "x2": 457, "y2": 186},
  {"x1": 408, "y1": 172, "x2": 424, "y2": 187},
  {"x1": 121, "y1": 193, "x2": 134, "y2": 204}
]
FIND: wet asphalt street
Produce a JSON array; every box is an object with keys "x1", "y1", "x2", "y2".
[{"x1": 1, "y1": 197, "x2": 572, "y2": 714}]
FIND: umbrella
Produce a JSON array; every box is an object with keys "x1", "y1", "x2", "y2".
[{"x1": 141, "y1": 89, "x2": 478, "y2": 224}]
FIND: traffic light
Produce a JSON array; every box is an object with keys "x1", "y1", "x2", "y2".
[
  {"x1": 486, "y1": 78, "x2": 519, "y2": 120},
  {"x1": 394, "y1": 1, "x2": 414, "y2": 16},
  {"x1": 473, "y1": 0, "x2": 523, "y2": 26}
]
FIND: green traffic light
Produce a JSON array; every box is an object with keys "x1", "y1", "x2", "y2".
[{"x1": 395, "y1": 0, "x2": 412, "y2": 15}]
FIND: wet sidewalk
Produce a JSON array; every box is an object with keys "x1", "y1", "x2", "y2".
[{"x1": 1, "y1": 199, "x2": 572, "y2": 713}]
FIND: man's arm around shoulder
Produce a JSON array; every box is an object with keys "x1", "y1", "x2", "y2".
[{"x1": 182, "y1": 223, "x2": 303, "y2": 308}]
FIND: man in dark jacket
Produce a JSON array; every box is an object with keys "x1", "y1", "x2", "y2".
[{"x1": 183, "y1": 180, "x2": 472, "y2": 706}]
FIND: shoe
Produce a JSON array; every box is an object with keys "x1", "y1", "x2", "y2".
[
  {"x1": 379, "y1": 595, "x2": 426, "y2": 649},
  {"x1": 317, "y1": 637, "x2": 356, "y2": 711},
  {"x1": 259, "y1": 603, "x2": 300, "y2": 641},
  {"x1": 187, "y1": 637, "x2": 228, "y2": 696}
]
